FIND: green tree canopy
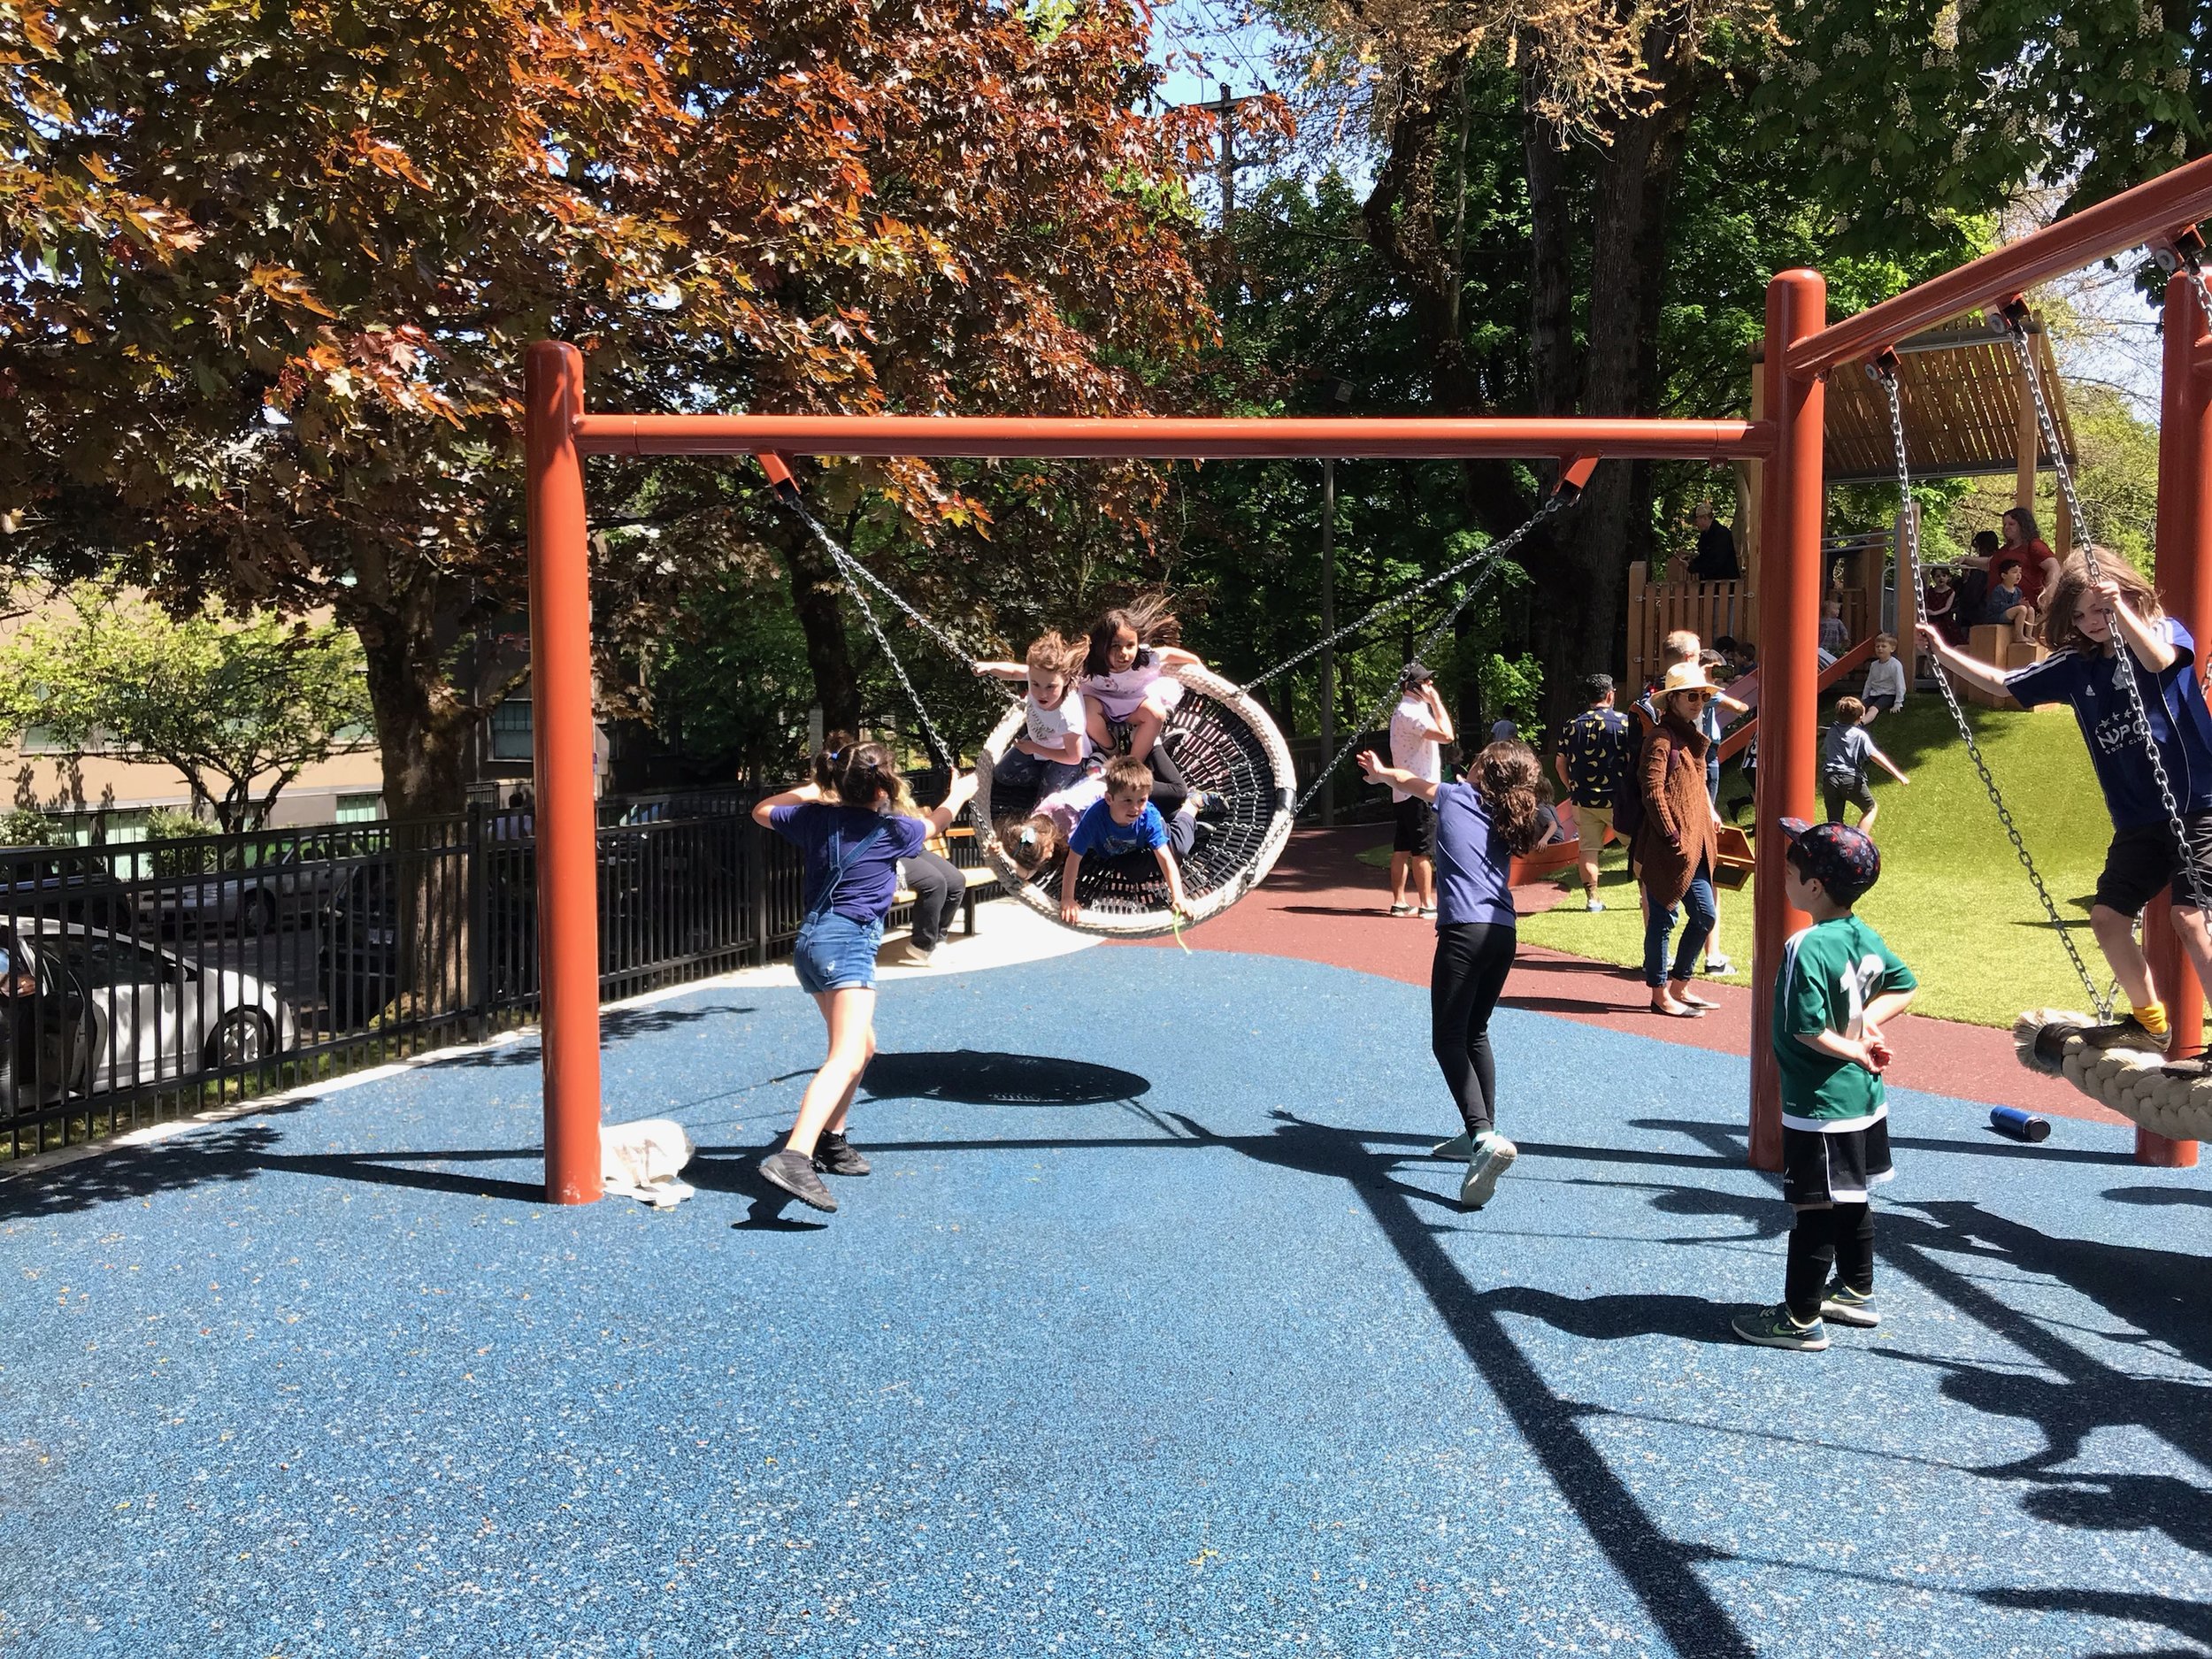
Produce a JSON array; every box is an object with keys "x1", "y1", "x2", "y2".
[{"x1": 0, "y1": 586, "x2": 373, "y2": 831}]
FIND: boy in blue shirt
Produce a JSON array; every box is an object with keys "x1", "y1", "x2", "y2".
[
  {"x1": 1918, "y1": 556, "x2": 2212, "y2": 1059},
  {"x1": 1061, "y1": 756, "x2": 1196, "y2": 924},
  {"x1": 1733, "y1": 819, "x2": 1918, "y2": 1352}
]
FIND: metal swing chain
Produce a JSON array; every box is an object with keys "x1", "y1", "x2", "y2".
[
  {"x1": 1878, "y1": 365, "x2": 2116, "y2": 1017},
  {"x1": 2005, "y1": 311, "x2": 2212, "y2": 923},
  {"x1": 1287, "y1": 491, "x2": 1570, "y2": 819},
  {"x1": 1238, "y1": 492, "x2": 1569, "y2": 695},
  {"x1": 777, "y1": 495, "x2": 1021, "y2": 709},
  {"x1": 776, "y1": 495, "x2": 965, "y2": 766}
]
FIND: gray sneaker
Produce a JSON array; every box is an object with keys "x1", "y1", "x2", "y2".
[
  {"x1": 1819, "y1": 1281, "x2": 1879, "y2": 1328},
  {"x1": 1731, "y1": 1304, "x2": 1829, "y2": 1350},
  {"x1": 1431, "y1": 1131, "x2": 1474, "y2": 1160},
  {"x1": 1459, "y1": 1133, "x2": 1517, "y2": 1210},
  {"x1": 760, "y1": 1148, "x2": 838, "y2": 1211},
  {"x1": 813, "y1": 1131, "x2": 871, "y2": 1178}
]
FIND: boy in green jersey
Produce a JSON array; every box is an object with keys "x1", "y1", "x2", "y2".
[{"x1": 1732, "y1": 818, "x2": 1918, "y2": 1352}]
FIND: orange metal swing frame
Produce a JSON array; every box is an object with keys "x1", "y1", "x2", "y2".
[{"x1": 526, "y1": 155, "x2": 2212, "y2": 1202}]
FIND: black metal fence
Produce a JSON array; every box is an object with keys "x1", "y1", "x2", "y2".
[{"x1": 0, "y1": 784, "x2": 997, "y2": 1158}]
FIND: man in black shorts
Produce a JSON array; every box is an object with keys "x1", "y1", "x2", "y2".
[{"x1": 1386, "y1": 664, "x2": 1454, "y2": 917}]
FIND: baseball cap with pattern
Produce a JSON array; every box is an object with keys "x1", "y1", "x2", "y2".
[{"x1": 1778, "y1": 818, "x2": 1881, "y2": 902}]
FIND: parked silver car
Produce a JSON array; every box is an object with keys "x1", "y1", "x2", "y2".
[{"x1": 1, "y1": 920, "x2": 298, "y2": 1103}]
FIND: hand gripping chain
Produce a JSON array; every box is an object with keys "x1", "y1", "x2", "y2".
[
  {"x1": 2003, "y1": 306, "x2": 2212, "y2": 926},
  {"x1": 1876, "y1": 360, "x2": 2116, "y2": 1018}
]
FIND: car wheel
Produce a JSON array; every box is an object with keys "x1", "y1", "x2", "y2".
[
  {"x1": 204, "y1": 1009, "x2": 273, "y2": 1069},
  {"x1": 242, "y1": 890, "x2": 279, "y2": 937}
]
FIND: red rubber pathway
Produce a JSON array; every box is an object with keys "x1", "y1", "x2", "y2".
[{"x1": 1133, "y1": 825, "x2": 2126, "y2": 1127}]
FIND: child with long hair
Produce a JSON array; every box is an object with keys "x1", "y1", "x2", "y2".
[
  {"x1": 751, "y1": 739, "x2": 977, "y2": 1212},
  {"x1": 1080, "y1": 595, "x2": 1202, "y2": 770},
  {"x1": 1919, "y1": 553, "x2": 2212, "y2": 1060},
  {"x1": 1357, "y1": 738, "x2": 1548, "y2": 1210},
  {"x1": 972, "y1": 631, "x2": 1093, "y2": 795}
]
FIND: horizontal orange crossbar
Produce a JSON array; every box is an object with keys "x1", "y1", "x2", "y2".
[
  {"x1": 570, "y1": 413, "x2": 1772, "y2": 463},
  {"x1": 1790, "y1": 153, "x2": 2212, "y2": 378}
]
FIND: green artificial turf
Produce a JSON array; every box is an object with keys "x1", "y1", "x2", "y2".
[{"x1": 1363, "y1": 693, "x2": 2120, "y2": 1029}]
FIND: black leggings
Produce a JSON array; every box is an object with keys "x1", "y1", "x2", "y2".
[
  {"x1": 1786, "y1": 1202, "x2": 1874, "y2": 1322},
  {"x1": 1432, "y1": 922, "x2": 1518, "y2": 1137},
  {"x1": 898, "y1": 849, "x2": 965, "y2": 950}
]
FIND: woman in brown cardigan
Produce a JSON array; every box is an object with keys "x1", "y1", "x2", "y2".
[{"x1": 1635, "y1": 662, "x2": 1724, "y2": 1017}]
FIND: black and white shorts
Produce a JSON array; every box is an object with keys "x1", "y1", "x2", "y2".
[
  {"x1": 1393, "y1": 795, "x2": 1438, "y2": 856},
  {"x1": 1781, "y1": 1117, "x2": 1893, "y2": 1210},
  {"x1": 2095, "y1": 812, "x2": 2212, "y2": 917}
]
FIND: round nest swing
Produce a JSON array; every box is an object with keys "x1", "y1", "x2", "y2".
[
  {"x1": 2014, "y1": 1007, "x2": 2212, "y2": 1141},
  {"x1": 974, "y1": 663, "x2": 1296, "y2": 939}
]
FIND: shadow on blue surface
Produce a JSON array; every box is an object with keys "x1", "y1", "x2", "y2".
[{"x1": 861, "y1": 1049, "x2": 1150, "y2": 1107}]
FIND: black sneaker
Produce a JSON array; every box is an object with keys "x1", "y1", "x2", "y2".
[
  {"x1": 759, "y1": 1148, "x2": 838, "y2": 1211},
  {"x1": 2164, "y1": 1056, "x2": 2212, "y2": 1080},
  {"x1": 813, "y1": 1131, "x2": 871, "y2": 1177},
  {"x1": 2077, "y1": 1016, "x2": 2169, "y2": 1053}
]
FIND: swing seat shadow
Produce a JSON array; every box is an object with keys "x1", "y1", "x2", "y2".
[{"x1": 861, "y1": 1049, "x2": 1150, "y2": 1107}]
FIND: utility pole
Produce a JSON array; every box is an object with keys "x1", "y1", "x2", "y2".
[
  {"x1": 1319, "y1": 456, "x2": 1336, "y2": 826},
  {"x1": 1197, "y1": 82, "x2": 1247, "y2": 233}
]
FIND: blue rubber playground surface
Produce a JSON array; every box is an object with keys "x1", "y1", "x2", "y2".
[{"x1": 2, "y1": 946, "x2": 2208, "y2": 1656}]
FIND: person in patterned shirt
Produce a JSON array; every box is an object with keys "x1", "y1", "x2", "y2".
[{"x1": 1553, "y1": 673, "x2": 1634, "y2": 912}]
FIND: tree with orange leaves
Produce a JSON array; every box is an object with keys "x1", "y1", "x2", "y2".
[{"x1": 0, "y1": 0, "x2": 1220, "y2": 812}]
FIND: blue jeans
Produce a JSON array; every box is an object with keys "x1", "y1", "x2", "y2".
[
  {"x1": 793, "y1": 910, "x2": 885, "y2": 994},
  {"x1": 1644, "y1": 862, "x2": 1717, "y2": 987}
]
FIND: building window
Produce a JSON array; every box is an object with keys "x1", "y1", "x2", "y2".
[
  {"x1": 334, "y1": 793, "x2": 382, "y2": 824},
  {"x1": 489, "y1": 697, "x2": 534, "y2": 762},
  {"x1": 20, "y1": 725, "x2": 67, "y2": 756}
]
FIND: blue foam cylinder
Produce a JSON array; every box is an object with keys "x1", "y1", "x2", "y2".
[{"x1": 1990, "y1": 1105, "x2": 2052, "y2": 1143}]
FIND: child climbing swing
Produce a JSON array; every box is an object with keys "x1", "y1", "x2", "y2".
[{"x1": 1917, "y1": 556, "x2": 2212, "y2": 1061}]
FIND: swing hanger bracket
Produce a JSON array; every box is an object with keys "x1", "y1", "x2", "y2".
[
  {"x1": 2153, "y1": 224, "x2": 2206, "y2": 273},
  {"x1": 1993, "y1": 294, "x2": 2032, "y2": 333},
  {"x1": 751, "y1": 449, "x2": 802, "y2": 503},
  {"x1": 1866, "y1": 349, "x2": 1902, "y2": 385},
  {"x1": 1552, "y1": 453, "x2": 1600, "y2": 501}
]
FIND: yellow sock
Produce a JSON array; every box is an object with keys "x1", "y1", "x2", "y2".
[{"x1": 2134, "y1": 1000, "x2": 2170, "y2": 1037}]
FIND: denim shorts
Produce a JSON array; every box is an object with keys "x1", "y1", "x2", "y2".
[{"x1": 793, "y1": 910, "x2": 885, "y2": 994}]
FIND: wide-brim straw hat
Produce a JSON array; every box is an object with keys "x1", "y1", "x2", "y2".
[{"x1": 1660, "y1": 662, "x2": 1723, "y2": 698}]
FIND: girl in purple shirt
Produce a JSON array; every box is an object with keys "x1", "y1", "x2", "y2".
[{"x1": 1358, "y1": 739, "x2": 1548, "y2": 1211}]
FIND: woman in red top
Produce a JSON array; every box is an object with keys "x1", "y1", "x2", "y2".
[{"x1": 2001, "y1": 506, "x2": 2061, "y2": 617}]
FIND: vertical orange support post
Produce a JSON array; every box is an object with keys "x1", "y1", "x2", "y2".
[
  {"x1": 2139, "y1": 271, "x2": 2211, "y2": 1169},
  {"x1": 526, "y1": 342, "x2": 604, "y2": 1204},
  {"x1": 1749, "y1": 271, "x2": 1827, "y2": 1171}
]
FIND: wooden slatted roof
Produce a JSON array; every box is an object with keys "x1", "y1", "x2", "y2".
[{"x1": 1816, "y1": 320, "x2": 2078, "y2": 486}]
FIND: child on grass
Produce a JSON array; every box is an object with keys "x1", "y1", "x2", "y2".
[
  {"x1": 751, "y1": 741, "x2": 977, "y2": 1214},
  {"x1": 1917, "y1": 555, "x2": 2212, "y2": 1059},
  {"x1": 1732, "y1": 819, "x2": 1917, "y2": 1352},
  {"x1": 1819, "y1": 696, "x2": 1910, "y2": 834},
  {"x1": 973, "y1": 632, "x2": 1092, "y2": 795},
  {"x1": 1059, "y1": 755, "x2": 1199, "y2": 924}
]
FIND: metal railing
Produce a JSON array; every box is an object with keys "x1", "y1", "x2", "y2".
[{"x1": 0, "y1": 787, "x2": 998, "y2": 1158}]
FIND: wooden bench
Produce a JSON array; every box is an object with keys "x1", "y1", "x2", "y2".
[{"x1": 891, "y1": 825, "x2": 1000, "y2": 938}]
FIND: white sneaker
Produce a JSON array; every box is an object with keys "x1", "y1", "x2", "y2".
[
  {"x1": 1431, "y1": 1131, "x2": 1474, "y2": 1160},
  {"x1": 1586, "y1": 897, "x2": 1605, "y2": 912},
  {"x1": 1460, "y1": 1133, "x2": 1517, "y2": 1210}
]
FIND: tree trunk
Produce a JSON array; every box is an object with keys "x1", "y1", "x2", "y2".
[
  {"x1": 772, "y1": 518, "x2": 861, "y2": 736},
  {"x1": 354, "y1": 585, "x2": 480, "y2": 1026}
]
